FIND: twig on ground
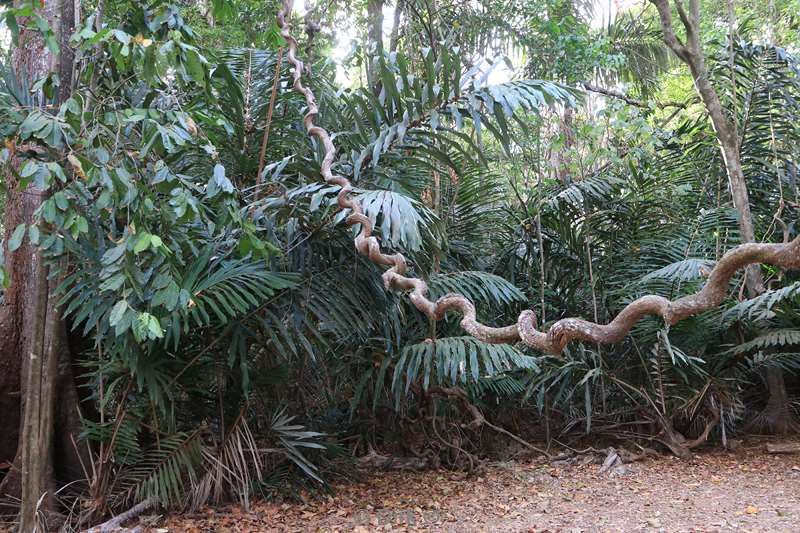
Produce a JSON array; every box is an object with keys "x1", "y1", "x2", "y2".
[{"x1": 83, "y1": 499, "x2": 156, "y2": 533}]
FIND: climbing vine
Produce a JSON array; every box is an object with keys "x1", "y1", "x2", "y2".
[{"x1": 277, "y1": 0, "x2": 800, "y2": 355}]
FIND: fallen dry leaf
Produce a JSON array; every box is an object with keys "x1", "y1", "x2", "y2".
[{"x1": 151, "y1": 441, "x2": 800, "y2": 533}]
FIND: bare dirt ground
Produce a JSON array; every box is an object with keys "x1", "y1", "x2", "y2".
[{"x1": 154, "y1": 440, "x2": 800, "y2": 532}]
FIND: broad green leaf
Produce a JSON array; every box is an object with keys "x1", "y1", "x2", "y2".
[
  {"x1": 53, "y1": 191, "x2": 69, "y2": 210},
  {"x1": 99, "y1": 273, "x2": 126, "y2": 292},
  {"x1": 28, "y1": 225, "x2": 40, "y2": 246},
  {"x1": 109, "y1": 300, "x2": 128, "y2": 327},
  {"x1": 207, "y1": 163, "x2": 233, "y2": 198},
  {"x1": 133, "y1": 232, "x2": 152, "y2": 254},
  {"x1": 102, "y1": 244, "x2": 126, "y2": 265},
  {"x1": 20, "y1": 160, "x2": 39, "y2": 178},
  {"x1": 8, "y1": 224, "x2": 26, "y2": 252}
]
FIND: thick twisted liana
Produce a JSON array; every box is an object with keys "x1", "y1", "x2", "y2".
[{"x1": 276, "y1": 0, "x2": 800, "y2": 355}]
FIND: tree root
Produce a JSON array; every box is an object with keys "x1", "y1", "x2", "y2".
[
  {"x1": 765, "y1": 442, "x2": 800, "y2": 454},
  {"x1": 654, "y1": 409, "x2": 720, "y2": 459},
  {"x1": 550, "y1": 445, "x2": 659, "y2": 472},
  {"x1": 745, "y1": 367, "x2": 800, "y2": 435}
]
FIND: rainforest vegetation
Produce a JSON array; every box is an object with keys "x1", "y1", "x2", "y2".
[{"x1": 0, "y1": 0, "x2": 799, "y2": 530}]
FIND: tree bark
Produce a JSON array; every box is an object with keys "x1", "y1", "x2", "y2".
[
  {"x1": 556, "y1": 106, "x2": 575, "y2": 185},
  {"x1": 650, "y1": 0, "x2": 794, "y2": 434},
  {"x1": 0, "y1": 165, "x2": 37, "y2": 474},
  {"x1": 0, "y1": 0, "x2": 59, "y2": 479},
  {"x1": 650, "y1": 0, "x2": 762, "y2": 293},
  {"x1": 365, "y1": 0, "x2": 384, "y2": 94},
  {"x1": 389, "y1": 0, "x2": 403, "y2": 53},
  {"x1": 0, "y1": 0, "x2": 86, "y2": 526},
  {"x1": 18, "y1": 256, "x2": 55, "y2": 531}
]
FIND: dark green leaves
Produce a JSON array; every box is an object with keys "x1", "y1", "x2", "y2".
[
  {"x1": 102, "y1": 244, "x2": 126, "y2": 265},
  {"x1": 342, "y1": 46, "x2": 579, "y2": 178},
  {"x1": 392, "y1": 337, "x2": 539, "y2": 401}
]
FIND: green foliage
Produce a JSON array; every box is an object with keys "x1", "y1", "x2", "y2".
[
  {"x1": 428, "y1": 271, "x2": 526, "y2": 307},
  {"x1": 392, "y1": 337, "x2": 539, "y2": 395},
  {"x1": 2, "y1": 0, "x2": 800, "y2": 522},
  {"x1": 114, "y1": 432, "x2": 204, "y2": 507}
]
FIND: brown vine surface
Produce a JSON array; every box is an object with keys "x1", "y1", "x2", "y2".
[{"x1": 276, "y1": 0, "x2": 800, "y2": 355}]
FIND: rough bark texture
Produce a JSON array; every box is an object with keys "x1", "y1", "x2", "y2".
[
  {"x1": 276, "y1": 0, "x2": 800, "y2": 356},
  {"x1": 0, "y1": 161, "x2": 38, "y2": 471},
  {"x1": 0, "y1": 0, "x2": 86, "y2": 525},
  {"x1": 18, "y1": 258, "x2": 56, "y2": 531},
  {"x1": 0, "y1": 0, "x2": 62, "y2": 472},
  {"x1": 0, "y1": 0, "x2": 58, "y2": 480},
  {"x1": 747, "y1": 366, "x2": 799, "y2": 434}
]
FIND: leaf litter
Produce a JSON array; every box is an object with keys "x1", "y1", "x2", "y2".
[{"x1": 152, "y1": 439, "x2": 800, "y2": 532}]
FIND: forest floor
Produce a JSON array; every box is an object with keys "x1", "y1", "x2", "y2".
[{"x1": 149, "y1": 438, "x2": 800, "y2": 532}]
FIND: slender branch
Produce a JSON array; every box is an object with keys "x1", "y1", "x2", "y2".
[
  {"x1": 277, "y1": 1, "x2": 800, "y2": 355},
  {"x1": 674, "y1": 1, "x2": 693, "y2": 45},
  {"x1": 428, "y1": 386, "x2": 550, "y2": 457},
  {"x1": 581, "y1": 82, "x2": 691, "y2": 110},
  {"x1": 256, "y1": 46, "x2": 284, "y2": 196}
]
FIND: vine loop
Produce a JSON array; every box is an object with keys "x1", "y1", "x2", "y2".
[{"x1": 276, "y1": 0, "x2": 800, "y2": 355}]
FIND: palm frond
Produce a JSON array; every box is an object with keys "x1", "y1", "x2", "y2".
[
  {"x1": 392, "y1": 336, "x2": 539, "y2": 398},
  {"x1": 270, "y1": 408, "x2": 325, "y2": 484},
  {"x1": 189, "y1": 413, "x2": 262, "y2": 510},
  {"x1": 428, "y1": 271, "x2": 526, "y2": 308},
  {"x1": 724, "y1": 329, "x2": 800, "y2": 355},
  {"x1": 111, "y1": 432, "x2": 204, "y2": 509}
]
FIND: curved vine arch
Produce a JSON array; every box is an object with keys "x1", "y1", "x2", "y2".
[{"x1": 276, "y1": 0, "x2": 800, "y2": 355}]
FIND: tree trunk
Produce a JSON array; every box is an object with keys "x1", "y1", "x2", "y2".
[
  {"x1": 0, "y1": 0, "x2": 87, "y2": 526},
  {"x1": 18, "y1": 255, "x2": 56, "y2": 531},
  {"x1": 556, "y1": 106, "x2": 575, "y2": 185},
  {"x1": 389, "y1": 0, "x2": 403, "y2": 53},
  {"x1": 0, "y1": 168, "x2": 37, "y2": 475},
  {"x1": 651, "y1": 0, "x2": 794, "y2": 434},
  {"x1": 365, "y1": 0, "x2": 384, "y2": 94}
]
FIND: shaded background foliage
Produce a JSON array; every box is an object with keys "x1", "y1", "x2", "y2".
[{"x1": 0, "y1": 0, "x2": 799, "y2": 527}]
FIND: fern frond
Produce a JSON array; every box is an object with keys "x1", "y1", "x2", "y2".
[
  {"x1": 725, "y1": 329, "x2": 800, "y2": 355},
  {"x1": 724, "y1": 282, "x2": 800, "y2": 322},
  {"x1": 270, "y1": 408, "x2": 326, "y2": 484},
  {"x1": 639, "y1": 258, "x2": 716, "y2": 283}
]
